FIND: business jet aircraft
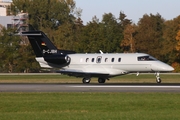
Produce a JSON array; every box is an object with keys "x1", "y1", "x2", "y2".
[{"x1": 21, "y1": 31, "x2": 174, "y2": 83}]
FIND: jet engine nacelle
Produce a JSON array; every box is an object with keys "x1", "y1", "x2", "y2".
[{"x1": 44, "y1": 55, "x2": 71, "y2": 67}]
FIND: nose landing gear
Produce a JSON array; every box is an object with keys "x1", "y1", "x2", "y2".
[
  {"x1": 155, "y1": 72, "x2": 161, "y2": 83},
  {"x1": 156, "y1": 77, "x2": 161, "y2": 83}
]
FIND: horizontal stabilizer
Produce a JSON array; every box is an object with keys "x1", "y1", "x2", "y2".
[{"x1": 18, "y1": 33, "x2": 42, "y2": 36}]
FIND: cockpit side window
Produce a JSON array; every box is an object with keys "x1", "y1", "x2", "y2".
[{"x1": 138, "y1": 56, "x2": 157, "y2": 61}]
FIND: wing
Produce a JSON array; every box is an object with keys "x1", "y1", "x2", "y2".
[{"x1": 57, "y1": 69, "x2": 110, "y2": 78}]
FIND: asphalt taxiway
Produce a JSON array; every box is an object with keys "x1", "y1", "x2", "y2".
[{"x1": 0, "y1": 83, "x2": 180, "y2": 92}]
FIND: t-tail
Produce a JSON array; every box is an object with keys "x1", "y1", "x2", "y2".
[{"x1": 21, "y1": 31, "x2": 76, "y2": 68}]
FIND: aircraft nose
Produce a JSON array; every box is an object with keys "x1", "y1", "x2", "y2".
[
  {"x1": 152, "y1": 62, "x2": 174, "y2": 72},
  {"x1": 160, "y1": 64, "x2": 174, "y2": 72},
  {"x1": 166, "y1": 65, "x2": 174, "y2": 71}
]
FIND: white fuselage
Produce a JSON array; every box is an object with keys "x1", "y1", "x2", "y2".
[{"x1": 36, "y1": 53, "x2": 174, "y2": 76}]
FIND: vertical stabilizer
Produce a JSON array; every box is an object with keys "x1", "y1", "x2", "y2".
[
  {"x1": 21, "y1": 31, "x2": 75, "y2": 68},
  {"x1": 21, "y1": 31, "x2": 75, "y2": 56}
]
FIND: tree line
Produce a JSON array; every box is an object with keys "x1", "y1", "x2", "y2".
[{"x1": 0, "y1": 0, "x2": 180, "y2": 72}]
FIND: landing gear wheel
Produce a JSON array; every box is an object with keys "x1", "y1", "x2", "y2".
[
  {"x1": 98, "y1": 78, "x2": 106, "y2": 83},
  {"x1": 155, "y1": 72, "x2": 161, "y2": 83},
  {"x1": 156, "y1": 77, "x2": 161, "y2": 83},
  {"x1": 82, "y1": 78, "x2": 91, "y2": 84}
]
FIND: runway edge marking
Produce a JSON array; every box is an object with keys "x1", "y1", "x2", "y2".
[{"x1": 69, "y1": 85, "x2": 180, "y2": 88}]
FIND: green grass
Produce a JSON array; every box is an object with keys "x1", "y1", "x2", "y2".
[
  {"x1": 0, "y1": 75, "x2": 76, "y2": 83},
  {"x1": 0, "y1": 93, "x2": 180, "y2": 120},
  {"x1": 0, "y1": 75, "x2": 180, "y2": 119},
  {"x1": 0, "y1": 74, "x2": 179, "y2": 83}
]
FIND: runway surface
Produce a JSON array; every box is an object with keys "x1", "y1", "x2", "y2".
[{"x1": 0, "y1": 83, "x2": 180, "y2": 92}]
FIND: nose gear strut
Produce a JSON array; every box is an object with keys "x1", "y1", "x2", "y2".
[{"x1": 155, "y1": 72, "x2": 161, "y2": 83}]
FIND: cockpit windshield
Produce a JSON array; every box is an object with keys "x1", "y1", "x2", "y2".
[{"x1": 137, "y1": 56, "x2": 157, "y2": 61}]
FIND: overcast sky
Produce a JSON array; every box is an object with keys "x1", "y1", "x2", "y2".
[{"x1": 75, "y1": 0, "x2": 180, "y2": 24}]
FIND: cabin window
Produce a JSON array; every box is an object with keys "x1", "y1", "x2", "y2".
[
  {"x1": 92, "y1": 58, "x2": 95, "y2": 62},
  {"x1": 96, "y1": 56, "x2": 102, "y2": 63},
  {"x1": 138, "y1": 56, "x2": 157, "y2": 61},
  {"x1": 118, "y1": 58, "x2": 121, "y2": 62},
  {"x1": 111, "y1": 58, "x2": 115, "y2": 62},
  {"x1": 86, "y1": 58, "x2": 89, "y2": 62},
  {"x1": 105, "y1": 58, "x2": 108, "y2": 62}
]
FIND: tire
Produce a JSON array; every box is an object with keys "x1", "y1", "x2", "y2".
[
  {"x1": 82, "y1": 78, "x2": 91, "y2": 83},
  {"x1": 156, "y1": 77, "x2": 161, "y2": 83},
  {"x1": 98, "y1": 78, "x2": 106, "y2": 83}
]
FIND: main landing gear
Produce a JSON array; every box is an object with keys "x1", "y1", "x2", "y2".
[
  {"x1": 82, "y1": 77, "x2": 106, "y2": 84},
  {"x1": 98, "y1": 78, "x2": 106, "y2": 83},
  {"x1": 155, "y1": 72, "x2": 161, "y2": 83},
  {"x1": 82, "y1": 78, "x2": 91, "y2": 83}
]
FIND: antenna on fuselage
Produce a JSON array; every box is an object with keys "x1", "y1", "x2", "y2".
[{"x1": 99, "y1": 50, "x2": 103, "y2": 54}]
